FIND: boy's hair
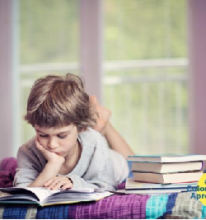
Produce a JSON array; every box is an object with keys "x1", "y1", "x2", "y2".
[{"x1": 24, "y1": 73, "x2": 97, "y2": 131}]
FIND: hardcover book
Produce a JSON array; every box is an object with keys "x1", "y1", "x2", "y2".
[
  {"x1": 115, "y1": 178, "x2": 197, "y2": 194},
  {"x1": 116, "y1": 188, "x2": 187, "y2": 194},
  {"x1": 132, "y1": 171, "x2": 203, "y2": 184},
  {"x1": 131, "y1": 161, "x2": 203, "y2": 173},
  {"x1": 125, "y1": 178, "x2": 197, "y2": 190},
  {"x1": 127, "y1": 154, "x2": 206, "y2": 163}
]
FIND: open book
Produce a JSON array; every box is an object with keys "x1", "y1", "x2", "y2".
[{"x1": 0, "y1": 187, "x2": 112, "y2": 207}]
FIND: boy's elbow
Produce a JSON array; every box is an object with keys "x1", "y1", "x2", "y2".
[
  {"x1": 13, "y1": 178, "x2": 32, "y2": 188},
  {"x1": 13, "y1": 182, "x2": 31, "y2": 188}
]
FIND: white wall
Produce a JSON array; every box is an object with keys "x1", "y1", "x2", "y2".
[{"x1": 188, "y1": 0, "x2": 206, "y2": 158}]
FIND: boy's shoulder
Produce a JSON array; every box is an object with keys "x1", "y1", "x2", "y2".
[
  {"x1": 79, "y1": 128, "x2": 107, "y2": 146},
  {"x1": 17, "y1": 137, "x2": 46, "y2": 169},
  {"x1": 18, "y1": 137, "x2": 38, "y2": 155},
  {"x1": 79, "y1": 127, "x2": 102, "y2": 140},
  {"x1": 19, "y1": 137, "x2": 35, "y2": 148}
]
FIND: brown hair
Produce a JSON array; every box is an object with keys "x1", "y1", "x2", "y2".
[{"x1": 24, "y1": 73, "x2": 97, "y2": 131}]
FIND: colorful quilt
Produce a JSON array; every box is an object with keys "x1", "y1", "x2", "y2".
[{"x1": 0, "y1": 157, "x2": 205, "y2": 219}]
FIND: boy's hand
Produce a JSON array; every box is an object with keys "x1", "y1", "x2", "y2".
[
  {"x1": 35, "y1": 137, "x2": 65, "y2": 164},
  {"x1": 44, "y1": 176, "x2": 73, "y2": 190}
]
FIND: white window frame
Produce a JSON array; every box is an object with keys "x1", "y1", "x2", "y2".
[{"x1": 79, "y1": 0, "x2": 103, "y2": 103}]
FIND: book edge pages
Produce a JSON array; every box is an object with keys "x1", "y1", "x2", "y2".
[{"x1": 42, "y1": 191, "x2": 113, "y2": 206}]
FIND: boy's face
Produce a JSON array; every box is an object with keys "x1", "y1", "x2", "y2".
[{"x1": 34, "y1": 124, "x2": 79, "y2": 158}]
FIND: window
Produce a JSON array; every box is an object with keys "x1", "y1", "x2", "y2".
[
  {"x1": 15, "y1": 0, "x2": 188, "y2": 155},
  {"x1": 103, "y1": 0, "x2": 188, "y2": 154}
]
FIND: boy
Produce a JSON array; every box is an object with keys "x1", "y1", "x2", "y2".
[{"x1": 14, "y1": 73, "x2": 131, "y2": 191}]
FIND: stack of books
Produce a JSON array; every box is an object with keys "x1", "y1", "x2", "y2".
[{"x1": 118, "y1": 154, "x2": 206, "y2": 194}]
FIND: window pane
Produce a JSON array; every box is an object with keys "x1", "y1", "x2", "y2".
[
  {"x1": 18, "y1": 0, "x2": 80, "y2": 152},
  {"x1": 103, "y1": 0, "x2": 188, "y2": 154}
]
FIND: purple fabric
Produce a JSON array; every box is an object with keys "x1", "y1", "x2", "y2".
[
  {"x1": 0, "y1": 157, "x2": 17, "y2": 187},
  {"x1": 117, "y1": 182, "x2": 125, "y2": 190},
  {"x1": 0, "y1": 157, "x2": 18, "y2": 176},
  {"x1": 69, "y1": 194, "x2": 150, "y2": 219}
]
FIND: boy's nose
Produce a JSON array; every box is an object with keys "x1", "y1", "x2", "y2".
[{"x1": 47, "y1": 139, "x2": 58, "y2": 150}]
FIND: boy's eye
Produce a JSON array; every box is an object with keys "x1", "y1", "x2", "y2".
[
  {"x1": 58, "y1": 135, "x2": 67, "y2": 139},
  {"x1": 39, "y1": 134, "x2": 48, "y2": 138},
  {"x1": 38, "y1": 134, "x2": 68, "y2": 139}
]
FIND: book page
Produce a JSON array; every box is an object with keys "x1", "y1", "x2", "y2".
[
  {"x1": 25, "y1": 187, "x2": 60, "y2": 202},
  {"x1": 43, "y1": 191, "x2": 112, "y2": 206},
  {"x1": 0, "y1": 187, "x2": 102, "y2": 205},
  {"x1": 0, "y1": 187, "x2": 57, "y2": 203},
  {"x1": 25, "y1": 187, "x2": 96, "y2": 203}
]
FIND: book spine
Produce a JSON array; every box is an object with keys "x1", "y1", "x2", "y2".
[
  {"x1": 201, "y1": 161, "x2": 204, "y2": 171},
  {"x1": 127, "y1": 161, "x2": 134, "y2": 178}
]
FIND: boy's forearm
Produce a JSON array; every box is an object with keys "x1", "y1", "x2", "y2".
[
  {"x1": 27, "y1": 161, "x2": 63, "y2": 187},
  {"x1": 105, "y1": 122, "x2": 134, "y2": 158}
]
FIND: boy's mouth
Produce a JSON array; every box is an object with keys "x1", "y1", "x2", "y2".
[{"x1": 55, "y1": 152, "x2": 63, "y2": 156}]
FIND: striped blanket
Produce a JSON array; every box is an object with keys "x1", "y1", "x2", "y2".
[{"x1": 0, "y1": 158, "x2": 205, "y2": 219}]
